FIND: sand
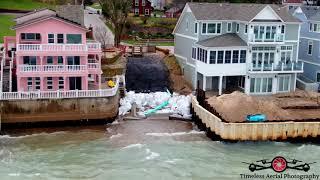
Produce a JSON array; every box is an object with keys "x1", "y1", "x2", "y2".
[{"x1": 206, "y1": 91, "x2": 320, "y2": 123}]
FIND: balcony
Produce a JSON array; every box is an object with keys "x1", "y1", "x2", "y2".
[
  {"x1": 247, "y1": 61, "x2": 304, "y2": 73},
  {"x1": 18, "y1": 65, "x2": 93, "y2": 74},
  {"x1": 16, "y1": 43, "x2": 101, "y2": 54},
  {"x1": 248, "y1": 34, "x2": 284, "y2": 44}
]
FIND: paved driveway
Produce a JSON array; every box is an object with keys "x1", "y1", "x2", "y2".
[{"x1": 84, "y1": 9, "x2": 114, "y2": 46}]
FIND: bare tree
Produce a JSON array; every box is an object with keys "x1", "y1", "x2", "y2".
[
  {"x1": 99, "y1": 0, "x2": 132, "y2": 47},
  {"x1": 94, "y1": 26, "x2": 112, "y2": 49}
]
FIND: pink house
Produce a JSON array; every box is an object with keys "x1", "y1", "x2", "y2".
[{"x1": 4, "y1": 8, "x2": 102, "y2": 92}]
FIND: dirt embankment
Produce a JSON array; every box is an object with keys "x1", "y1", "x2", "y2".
[
  {"x1": 207, "y1": 91, "x2": 320, "y2": 123},
  {"x1": 163, "y1": 55, "x2": 192, "y2": 95}
]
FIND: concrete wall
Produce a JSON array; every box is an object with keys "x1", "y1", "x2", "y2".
[{"x1": 0, "y1": 93, "x2": 119, "y2": 125}]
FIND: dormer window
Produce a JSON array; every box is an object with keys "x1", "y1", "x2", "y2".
[{"x1": 202, "y1": 23, "x2": 222, "y2": 34}]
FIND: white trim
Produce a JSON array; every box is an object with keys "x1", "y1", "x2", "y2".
[
  {"x1": 308, "y1": 40, "x2": 313, "y2": 55},
  {"x1": 194, "y1": 22, "x2": 198, "y2": 34},
  {"x1": 13, "y1": 16, "x2": 89, "y2": 31},
  {"x1": 299, "y1": 59, "x2": 320, "y2": 67},
  {"x1": 201, "y1": 22, "x2": 222, "y2": 35},
  {"x1": 249, "y1": 5, "x2": 284, "y2": 23},
  {"x1": 227, "y1": 22, "x2": 232, "y2": 33},
  {"x1": 300, "y1": 36, "x2": 320, "y2": 41},
  {"x1": 174, "y1": 33, "x2": 198, "y2": 41}
]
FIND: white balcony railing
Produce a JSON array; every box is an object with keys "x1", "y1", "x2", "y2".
[
  {"x1": 88, "y1": 63, "x2": 99, "y2": 69},
  {"x1": 247, "y1": 61, "x2": 304, "y2": 73},
  {"x1": 0, "y1": 76, "x2": 121, "y2": 100},
  {"x1": 19, "y1": 65, "x2": 91, "y2": 73},
  {"x1": 17, "y1": 43, "x2": 101, "y2": 52},
  {"x1": 248, "y1": 34, "x2": 284, "y2": 43}
]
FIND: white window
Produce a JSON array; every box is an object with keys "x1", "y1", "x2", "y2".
[
  {"x1": 232, "y1": 50, "x2": 239, "y2": 63},
  {"x1": 202, "y1": 23, "x2": 222, "y2": 34},
  {"x1": 59, "y1": 77, "x2": 64, "y2": 90},
  {"x1": 48, "y1": 34, "x2": 54, "y2": 43},
  {"x1": 250, "y1": 77, "x2": 273, "y2": 93},
  {"x1": 278, "y1": 75, "x2": 291, "y2": 92},
  {"x1": 134, "y1": 8, "x2": 139, "y2": 15},
  {"x1": 142, "y1": 0, "x2": 145, "y2": 6},
  {"x1": 197, "y1": 48, "x2": 207, "y2": 63},
  {"x1": 225, "y1": 51, "x2": 231, "y2": 64},
  {"x1": 209, "y1": 51, "x2": 216, "y2": 64},
  {"x1": 47, "y1": 56, "x2": 53, "y2": 64},
  {"x1": 236, "y1": 23, "x2": 239, "y2": 33},
  {"x1": 135, "y1": 0, "x2": 139, "y2": 6},
  {"x1": 240, "y1": 50, "x2": 246, "y2": 63},
  {"x1": 244, "y1": 24, "x2": 248, "y2": 34},
  {"x1": 317, "y1": 72, "x2": 320, "y2": 83},
  {"x1": 310, "y1": 23, "x2": 313, "y2": 32},
  {"x1": 308, "y1": 40, "x2": 313, "y2": 55},
  {"x1": 217, "y1": 51, "x2": 224, "y2": 64},
  {"x1": 281, "y1": 25, "x2": 285, "y2": 34},
  {"x1": 280, "y1": 46, "x2": 293, "y2": 64},
  {"x1": 192, "y1": 47, "x2": 197, "y2": 59},
  {"x1": 57, "y1": 34, "x2": 64, "y2": 44},
  {"x1": 227, "y1": 22, "x2": 232, "y2": 32},
  {"x1": 34, "y1": 77, "x2": 40, "y2": 90},
  {"x1": 313, "y1": 23, "x2": 320, "y2": 32},
  {"x1": 27, "y1": 77, "x2": 33, "y2": 91},
  {"x1": 145, "y1": 9, "x2": 149, "y2": 15},
  {"x1": 47, "y1": 77, "x2": 53, "y2": 90},
  {"x1": 194, "y1": 22, "x2": 198, "y2": 34}
]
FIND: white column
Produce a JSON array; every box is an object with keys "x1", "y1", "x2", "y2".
[
  {"x1": 272, "y1": 76, "x2": 278, "y2": 94},
  {"x1": 293, "y1": 73, "x2": 297, "y2": 92},
  {"x1": 245, "y1": 76, "x2": 250, "y2": 95},
  {"x1": 203, "y1": 75, "x2": 206, "y2": 90},
  {"x1": 219, "y1": 76, "x2": 223, "y2": 95}
]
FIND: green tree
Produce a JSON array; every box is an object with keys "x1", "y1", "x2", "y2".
[{"x1": 99, "y1": 0, "x2": 132, "y2": 47}]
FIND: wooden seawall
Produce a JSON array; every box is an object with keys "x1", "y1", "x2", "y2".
[{"x1": 191, "y1": 96, "x2": 320, "y2": 141}]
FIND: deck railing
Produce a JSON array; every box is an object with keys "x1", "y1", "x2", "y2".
[
  {"x1": 247, "y1": 61, "x2": 304, "y2": 73},
  {"x1": 17, "y1": 43, "x2": 101, "y2": 52},
  {"x1": 0, "y1": 76, "x2": 120, "y2": 100},
  {"x1": 19, "y1": 65, "x2": 90, "y2": 72},
  {"x1": 248, "y1": 34, "x2": 284, "y2": 43}
]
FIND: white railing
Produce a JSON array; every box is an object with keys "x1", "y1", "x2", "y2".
[
  {"x1": 247, "y1": 61, "x2": 304, "y2": 73},
  {"x1": 0, "y1": 76, "x2": 120, "y2": 100},
  {"x1": 19, "y1": 65, "x2": 89, "y2": 72},
  {"x1": 249, "y1": 34, "x2": 284, "y2": 43},
  {"x1": 88, "y1": 63, "x2": 99, "y2": 69},
  {"x1": 17, "y1": 43, "x2": 101, "y2": 52}
]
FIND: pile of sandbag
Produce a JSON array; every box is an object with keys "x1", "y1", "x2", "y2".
[{"x1": 119, "y1": 91, "x2": 191, "y2": 118}]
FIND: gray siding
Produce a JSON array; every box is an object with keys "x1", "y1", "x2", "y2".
[
  {"x1": 236, "y1": 23, "x2": 248, "y2": 42},
  {"x1": 299, "y1": 38, "x2": 320, "y2": 63},
  {"x1": 303, "y1": 62, "x2": 320, "y2": 82},
  {"x1": 174, "y1": 35, "x2": 196, "y2": 65},
  {"x1": 285, "y1": 24, "x2": 300, "y2": 41},
  {"x1": 174, "y1": 11, "x2": 197, "y2": 38}
]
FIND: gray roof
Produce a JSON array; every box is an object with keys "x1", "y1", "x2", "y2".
[
  {"x1": 300, "y1": 6, "x2": 320, "y2": 21},
  {"x1": 196, "y1": 33, "x2": 247, "y2": 47},
  {"x1": 187, "y1": 3, "x2": 300, "y2": 23}
]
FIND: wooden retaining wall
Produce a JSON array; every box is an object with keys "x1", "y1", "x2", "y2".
[{"x1": 191, "y1": 96, "x2": 320, "y2": 141}]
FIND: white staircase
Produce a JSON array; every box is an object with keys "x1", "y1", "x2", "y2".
[{"x1": 0, "y1": 50, "x2": 13, "y2": 92}]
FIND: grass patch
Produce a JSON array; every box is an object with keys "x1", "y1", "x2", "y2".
[
  {"x1": 0, "y1": 0, "x2": 51, "y2": 10},
  {"x1": 127, "y1": 16, "x2": 177, "y2": 29},
  {"x1": 0, "y1": 15, "x2": 16, "y2": 43},
  {"x1": 122, "y1": 40, "x2": 174, "y2": 46},
  {"x1": 90, "y1": 3, "x2": 101, "y2": 9}
]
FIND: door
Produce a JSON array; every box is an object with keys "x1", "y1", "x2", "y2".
[{"x1": 69, "y1": 77, "x2": 82, "y2": 90}]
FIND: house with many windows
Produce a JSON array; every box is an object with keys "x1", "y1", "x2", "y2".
[
  {"x1": 173, "y1": 3, "x2": 303, "y2": 95},
  {"x1": 1, "y1": 6, "x2": 102, "y2": 93},
  {"x1": 293, "y1": 6, "x2": 320, "y2": 91},
  {"x1": 132, "y1": 0, "x2": 154, "y2": 16}
]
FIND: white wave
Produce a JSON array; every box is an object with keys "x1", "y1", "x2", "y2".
[
  {"x1": 145, "y1": 148, "x2": 160, "y2": 160},
  {"x1": 110, "y1": 133, "x2": 122, "y2": 139},
  {"x1": 165, "y1": 158, "x2": 181, "y2": 164},
  {"x1": 145, "y1": 130, "x2": 205, "y2": 137},
  {"x1": 8, "y1": 173, "x2": 20, "y2": 177},
  {"x1": 121, "y1": 143, "x2": 145, "y2": 149},
  {"x1": 0, "y1": 131, "x2": 67, "y2": 139},
  {"x1": 111, "y1": 120, "x2": 120, "y2": 125}
]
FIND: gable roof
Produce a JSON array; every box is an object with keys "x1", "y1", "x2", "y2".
[
  {"x1": 300, "y1": 6, "x2": 320, "y2": 21},
  {"x1": 187, "y1": 3, "x2": 300, "y2": 23},
  {"x1": 196, "y1": 33, "x2": 247, "y2": 48},
  {"x1": 14, "y1": 8, "x2": 53, "y2": 19},
  {"x1": 12, "y1": 15, "x2": 88, "y2": 31}
]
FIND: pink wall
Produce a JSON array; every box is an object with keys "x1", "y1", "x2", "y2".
[{"x1": 16, "y1": 18, "x2": 87, "y2": 44}]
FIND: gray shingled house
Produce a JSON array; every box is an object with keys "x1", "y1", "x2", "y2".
[{"x1": 173, "y1": 3, "x2": 303, "y2": 95}]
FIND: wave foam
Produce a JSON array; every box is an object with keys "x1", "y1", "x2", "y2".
[
  {"x1": 121, "y1": 143, "x2": 145, "y2": 149},
  {"x1": 110, "y1": 133, "x2": 122, "y2": 139},
  {"x1": 145, "y1": 130, "x2": 205, "y2": 137}
]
